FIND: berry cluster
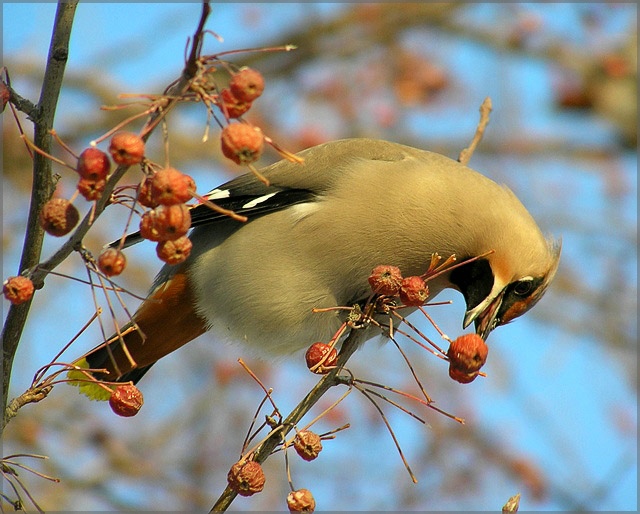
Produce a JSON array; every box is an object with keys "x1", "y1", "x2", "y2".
[{"x1": 368, "y1": 264, "x2": 430, "y2": 307}]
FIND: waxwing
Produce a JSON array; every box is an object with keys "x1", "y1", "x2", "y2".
[{"x1": 72, "y1": 138, "x2": 561, "y2": 397}]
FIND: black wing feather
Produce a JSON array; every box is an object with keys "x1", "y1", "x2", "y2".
[{"x1": 112, "y1": 185, "x2": 316, "y2": 249}]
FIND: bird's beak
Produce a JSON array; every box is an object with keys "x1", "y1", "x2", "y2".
[{"x1": 463, "y1": 287, "x2": 506, "y2": 341}]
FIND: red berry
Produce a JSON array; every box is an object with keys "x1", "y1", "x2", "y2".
[
  {"x1": 305, "y1": 342, "x2": 338, "y2": 374},
  {"x1": 77, "y1": 147, "x2": 110, "y2": 180},
  {"x1": 399, "y1": 275, "x2": 429, "y2": 306},
  {"x1": 219, "y1": 88, "x2": 252, "y2": 119},
  {"x1": 287, "y1": 489, "x2": 316, "y2": 513},
  {"x1": 109, "y1": 132, "x2": 145, "y2": 166},
  {"x1": 229, "y1": 68, "x2": 265, "y2": 103},
  {"x1": 39, "y1": 198, "x2": 79, "y2": 237},
  {"x1": 447, "y1": 333, "x2": 488, "y2": 373},
  {"x1": 151, "y1": 167, "x2": 195, "y2": 205},
  {"x1": 98, "y1": 248, "x2": 127, "y2": 276},
  {"x1": 368, "y1": 265, "x2": 403, "y2": 296},
  {"x1": 448, "y1": 366, "x2": 480, "y2": 384},
  {"x1": 3, "y1": 276, "x2": 35, "y2": 305},
  {"x1": 447, "y1": 334, "x2": 489, "y2": 384},
  {"x1": 77, "y1": 177, "x2": 107, "y2": 201},
  {"x1": 137, "y1": 176, "x2": 158, "y2": 208},
  {"x1": 139, "y1": 204, "x2": 191, "y2": 242},
  {"x1": 139, "y1": 209, "x2": 162, "y2": 242},
  {"x1": 227, "y1": 460, "x2": 266, "y2": 497},
  {"x1": 109, "y1": 384, "x2": 144, "y2": 417},
  {"x1": 220, "y1": 123, "x2": 264, "y2": 165},
  {"x1": 293, "y1": 430, "x2": 323, "y2": 461},
  {"x1": 156, "y1": 236, "x2": 192, "y2": 265}
]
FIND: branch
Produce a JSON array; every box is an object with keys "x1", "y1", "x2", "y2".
[
  {"x1": 2, "y1": 0, "x2": 78, "y2": 425},
  {"x1": 2, "y1": 0, "x2": 213, "y2": 428},
  {"x1": 458, "y1": 96, "x2": 492, "y2": 165},
  {"x1": 209, "y1": 327, "x2": 366, "y2": 511}
]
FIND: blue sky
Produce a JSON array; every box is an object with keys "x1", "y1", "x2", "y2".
[{"x1": 3, "y1": 3, "x2": 637, "y2": 511}]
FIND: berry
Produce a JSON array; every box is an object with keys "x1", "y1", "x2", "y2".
[
  {"x1": 137, "y1": 176, "x2": 158, "y2": 208},
  {"x1": 219, "y1": 88, "x2": 252, "y2": 119},
  {"x1": 220, "y1": 123, "x2": 264, "y2": 165},
  {"x1": 139, "y1": 209, "x2": 162, "y2": 242},
  {"x1": 77, "y1": 147, "x2": 110, "y2": 180},
  {"x1": 399, "y1": 275, "x2": 429, "y2": 306},
  {"x1": 229, "y1": 68, "x2": 265, "y2": 103},
  {"x1": 151, "y1": 167, "x2": 195, "y2": 205},
  {"x1": 3, "y1": 276, "x2": 35, "y2": 305},
  {"x1": 39, "y1": 198, "x2": 79, "y2": 237},
  {"x1": 447, "y1": 333, "x2": 489, "y2": 384},
  {"x1": 77, "y1": 178, "x2": 106, "y2": 201},
  {"x1": 448, "y1": 366, "x2": 479, "y2": 384},
  {"x1": 153, "y1": 204, "x2": 191, "y2": 241},
  {"x1": 139, "y1": 204, "x2": 191, "y2": 242},
  {"x1": 227, "y1": 460, "x2": 266, "y2": 497},
  {"x1": 287, "y1": 488, "x2": 316, "y2": 512},
  {"x1": 293, "y1": 430, "x2": 323, "y2": 461},
  {"x1": 156, "y1": 236, "x2": 192, "y2": 265},
  {"x1": 109, "y1": 384, "x2": 144, "y2": 417},
  {"x1": 447, "y1": 333, "x2": 488, "y2": 373},
  {"x1": 98, "y1": 248, "x2": 127, "y2": 276},
  {"x1": 305, "y1": 342, "x2": 338, "y2": 374},
  {"x1": 109, "y1": 132, "x2": 145, "y2": 166},
  {"x1": 368, "y1": 265, "x2": 403, "y2": 296}
]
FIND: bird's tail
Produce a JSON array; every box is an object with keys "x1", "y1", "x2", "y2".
[
  {"x1": 67, "y1": 327, "x2": 154, "y2": 401},
  {"x1": 67, "y1": 269, "x2": 208, "y2": 400}
]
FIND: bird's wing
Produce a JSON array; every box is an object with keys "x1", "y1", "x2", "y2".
[{"x1": 112, "y1": 138, "x2": 418, "y2": 249}]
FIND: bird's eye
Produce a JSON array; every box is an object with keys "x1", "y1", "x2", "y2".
[{"x1": 513, "y1": 278, "x2": 534, "y2": 297}]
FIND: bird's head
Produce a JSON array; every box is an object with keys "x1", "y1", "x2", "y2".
[{"x1": 446, "y1": 186, "x2": 562, "y2": 341}]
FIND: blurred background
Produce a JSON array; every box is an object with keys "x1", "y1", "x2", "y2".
[{"x1": 2, "y1": 3, "x2": 637, "y2": 511}]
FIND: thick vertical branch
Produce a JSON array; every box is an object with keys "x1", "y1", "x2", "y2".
[{"x1": 2, "y1": 1, "x2": 78, "y2": 427}]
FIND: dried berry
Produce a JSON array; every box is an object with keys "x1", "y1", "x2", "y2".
[
  {"x1": 139, "y1": 209, "x2": 162, "y2": 242},
  {"x1": 305, "y1": 342, "x2": 338, "y2": 374},
  {"x1": 448, "y1": 366, "x2": 479, "y2": 384},
  {"x1": 98, "y1": 248, "x2": 127, "y2": 276},
  {"x1": 293, "y1": 430, "x2": 323, "y2": 462},
  {"x1": 77, "y1": 178, "x2": 107, "y2": 201},
  {"x1": 447, "y1": 333, "x2": 488, "y2": 373},
  {"x1": 139, "y1": 204, "x2": 191, "y2": 242},
  {"x1": 39, "y1": 198, "x2": 79, "y2": 237},
  {"x1": 219, "y1": 88, "x2": 252, "y2": 119},
  {"x1": 156, "y1": 236, "x2": 192, "y2": 265},
  {"x1": 230, "y1": 68, "x2": 265, "y2": 103},
  {"x1": 137, "y1": 176, "x2": 158, "y2": 208},
  {"x1": 220, "y1": 123, "x2": 264, "y2": 165},
  {"x1": 3, "y1": 276, "x2": 35, "y2": 305},
  {"x1": 368, "y1": 265, "x2": 403, "y2": 296},
  {"x1": 151, "y1": 167, "x2": 195, "y2": 205},
  {"x1": 287, "y1": 488, "x2": 316, "y2": 512},
  {"x1": 109, "y1": 384, "x2": 144, "y2": 417},
  {"x1": 227, "y1": 460, "x2": 266, "y2": 497},
  {"x1": 447, "y1": 333, "x2": 489, "y2": 384},
  {"x1": 77, "y1": 147, "x2": 110, "y2": 181},
  {"x1": 153, "y1": 204, "x2": 191, "y2": 241},
  {"x1": 399, "y1": 275, "x2": 429, "y2": 306},
  {"x1": 109, "y1": 131, "x2": 145, "y2": 166}
]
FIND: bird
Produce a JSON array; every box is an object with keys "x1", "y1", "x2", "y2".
[{"x1": 70, "y1": 138, "x2": 561, "y2": 399}]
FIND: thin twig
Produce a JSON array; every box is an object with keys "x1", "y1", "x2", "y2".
[{"x1": 458, "y1": 96, "x2": 492, "y2": 165}]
